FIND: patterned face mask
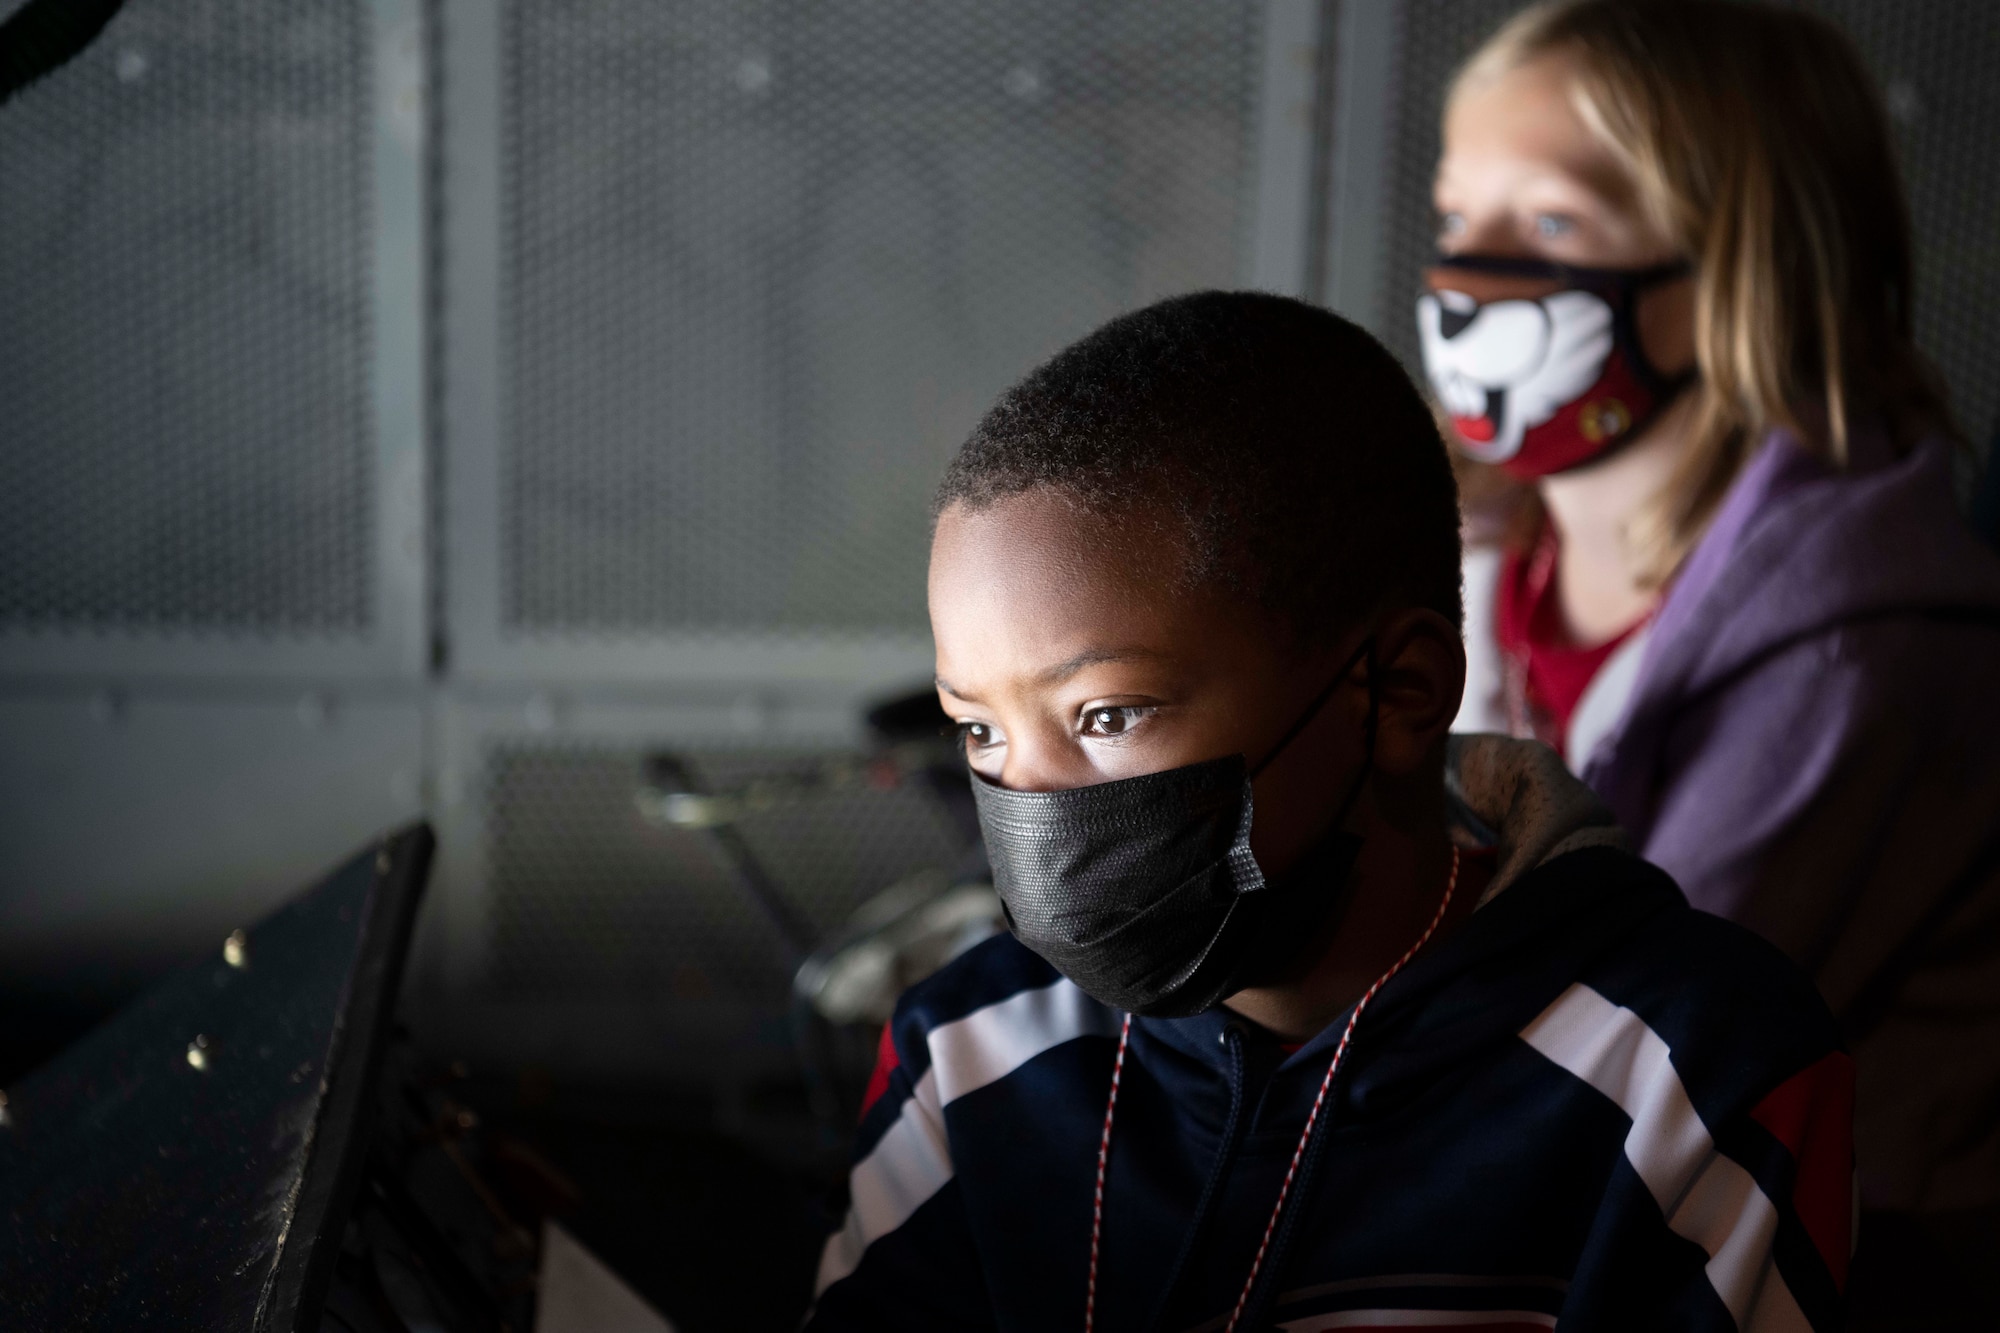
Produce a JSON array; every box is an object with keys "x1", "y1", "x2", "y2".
[{"x1": 1418, "y1": 253, "x2": 1693, "y2": 479}]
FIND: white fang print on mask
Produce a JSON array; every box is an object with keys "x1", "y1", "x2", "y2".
[{"x1": 1417, "y1": 287, "x2": 1614, "y2": 463}]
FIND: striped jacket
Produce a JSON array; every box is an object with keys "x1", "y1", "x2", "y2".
[{"x1": 806, "y1": 738, "x2": 1854, "y2": 1331}]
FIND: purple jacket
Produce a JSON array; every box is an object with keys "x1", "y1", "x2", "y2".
[{"x1": 1582, "y1": 429, "x2": 2000, "y2": 1215}]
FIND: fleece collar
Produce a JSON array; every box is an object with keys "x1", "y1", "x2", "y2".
[{"x1": 1445, "y1": 733, "x2": 1626, "y2": 906}]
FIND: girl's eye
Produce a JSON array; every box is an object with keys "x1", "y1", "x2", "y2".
[
  {"x1": 1081, "y1": 706, "x2": 1150, "y2": 738},
  {"x1": 1534, "y1": 213, "x2": 1576, "y2": 239},
  {"x1": 956, "y1": 721, "x2": 1002, "y2": 751}
]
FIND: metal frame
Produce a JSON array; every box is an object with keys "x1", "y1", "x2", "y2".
[
  {"x1": 0, "y1": 0, "x2": 431, "y2": 686},
  {"x1": 1319, "y1": 0, "x2": 1403, "y2": 335},
  {"x1": 1246, "y1": 0, "x2": 1328, "y2": 297}
]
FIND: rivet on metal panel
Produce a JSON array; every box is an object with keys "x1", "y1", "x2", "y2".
[
  {"x1": 733, "y1": 55, "x2": 772, "y2": 95},
  {"x1": 1002, "y1": 64, "x2": 1044, "y2": 101},
  {"x1": 297, "y1": 692, "x2": 333, "y2": 731},
  {"x1": 730, "y1": 694, "x2": 772, "y2": 735},
  {"x1": 1884, "y1": 78, "x2": 1921, "y2": 124},
  {"x1": 223, "y1": 929, "x2": 248, "y2": 969},
  {"x1": 186, "y1": 1035, "x2": 211, "y2": 1071},
  {"x1": 523, "y1": 693, "x2": 559, "y2": 733}
]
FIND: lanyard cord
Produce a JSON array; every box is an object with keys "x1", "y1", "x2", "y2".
[
  {"x1": 1084, "y1": 846, "x2": 1461, "y2": 1333},
  {"x1": 1085, "y1": 1005, "x2": 1132, "y2": 1331}
]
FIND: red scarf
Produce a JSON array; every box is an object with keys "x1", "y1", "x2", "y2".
[{"x1": 1495, "y1": 526, "x2": 1649, "y2": 758}]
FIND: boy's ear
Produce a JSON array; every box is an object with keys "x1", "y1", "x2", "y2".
[{"x1": 1366, "y1": 607, "x2": 1467, "y2": 778}]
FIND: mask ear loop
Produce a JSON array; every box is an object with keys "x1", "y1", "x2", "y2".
[
  {"x1": 1249, "y1": 634, "x2": 1380, "y2": 837},
  {"x1": 1248, "y1": 636, "x2": 1374, "y2": 781},
  {"x1": 1612, "y1": 263, "x2": 1699, "y2": 400},
  {"x1": 1332, "y1": 640, "x2": 1380, "y2": 827}
]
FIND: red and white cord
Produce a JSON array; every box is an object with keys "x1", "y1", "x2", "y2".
[
  {"x1": 1084, "y1": 1009, "x2": 1133, "y2": 1333},
  {"x1": 1085, "y1": 846, "x2": 1461, "y2": 1333}
]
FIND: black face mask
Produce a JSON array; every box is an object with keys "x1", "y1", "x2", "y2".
[{"x1": 971, "y1": 639, "x2": 1378, "y2": 1017}]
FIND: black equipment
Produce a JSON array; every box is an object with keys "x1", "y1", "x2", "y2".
[{"x1": 0, "y1": 826, "x2": 435, "y2": 1331}]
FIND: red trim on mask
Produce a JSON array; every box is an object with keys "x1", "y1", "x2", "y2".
[{"x1": 1495, "y1": 348, "x2": 1655, "y2": 480}]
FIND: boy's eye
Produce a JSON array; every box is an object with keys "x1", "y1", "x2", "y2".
[
  {"x1": 1080, "y1": 706, "x2": 1151, "y2": 738},
  {"x1": 956, "y1": 721, "x2": 1002, "y2": 751},
  {"x1": 1437, "y1": 210, "x2": 1466, "y2": 238},
  {"x1": 1534, "y1": 213, "x2": 1576, "y2": 239}
]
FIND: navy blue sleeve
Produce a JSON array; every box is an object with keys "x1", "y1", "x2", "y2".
[
  {"x1": 1524, "y1": 905, "x2": 1854, "y2": 1331},
  {"x1": 804, "y1": 1180, "x2": 995, "y2": 1333},
  {"x1": 802, "y1": 1005, "x2": 998, "y2": 1332}
]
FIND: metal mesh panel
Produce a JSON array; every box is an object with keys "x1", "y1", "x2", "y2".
[
  {"x1": 484, "y1": 744, "x2": 962, "y2": 1002},
  {"x1": 503, "y1": 0, "x2": 1263, "y2": 635},
  {"x1": 1373, "y1": 2, "x2": 2000, "y2": 449},
  {"x1": 1807, "y1": 1, "x2": 2000, "y2": 444},
  {"x1": 0, "y1": 1, "x2": 374, "y2": 632}
]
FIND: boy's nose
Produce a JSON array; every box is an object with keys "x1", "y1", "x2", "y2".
[
  {"x1": 996, "y1": 759, "x2": 1068, "y2": 793},
  {"x1": 997, "y1": 744, "x2": 1095, "y2": 795}
]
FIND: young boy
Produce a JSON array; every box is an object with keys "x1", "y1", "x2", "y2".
[{"x1": 807, "y1": 294, "x2": 1852, "y2": 1331}]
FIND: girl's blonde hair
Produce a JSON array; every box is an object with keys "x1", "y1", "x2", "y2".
[{"x1": 1450, "y1": 0, "x2": 1954, "y2": 581}]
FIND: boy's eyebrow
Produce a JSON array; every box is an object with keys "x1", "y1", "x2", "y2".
[
  {"x1": 1035, "y1": 647, "x2": 1169, "y2": 684},
  {"x1": 934, "y1": 647, "x2": 1169, "y2": 704}
]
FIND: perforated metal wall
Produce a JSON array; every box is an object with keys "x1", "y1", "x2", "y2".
[
  {"x1": 0, "y1": 0, "x2": 375, "y2": 632},
  {"x1": 483, "y1": 744, "x2": 961, "y2": 1003},
  {"x1": 1368, "y1": 1, "x2": 2000, "y2": 445},
  {"x1": 1809, "y1": 1, "x2": 2000, "y2": 444},
  {"x1": 501, "y1": 0, "x2": 1264, "y2": 636}
]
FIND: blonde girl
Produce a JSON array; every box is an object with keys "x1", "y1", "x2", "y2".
[{"x1": 1429, "y1": 0, "x2": 2000, "y2": 1311}]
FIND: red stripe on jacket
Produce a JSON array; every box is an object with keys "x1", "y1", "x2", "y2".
[
  {"x1": 858, "y1": 1022, "x2": 900, "y2": 1120},
  {"x1": 1750, "y1": 1049, "x2": 1856, "y2": 1289}
]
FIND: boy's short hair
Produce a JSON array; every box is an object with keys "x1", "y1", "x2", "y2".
[{"x1": 935, "y1": 291, "x2": 1463, "y2": 643}]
